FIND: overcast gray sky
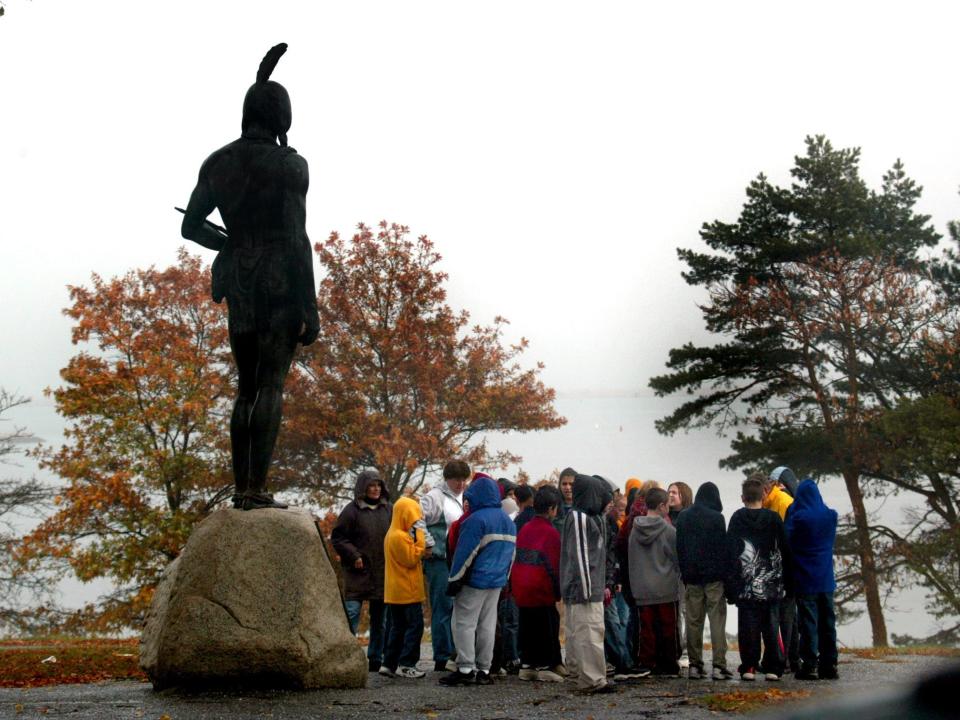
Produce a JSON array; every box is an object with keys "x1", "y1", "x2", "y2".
[{"x1": 3, "y1": 0, "x2": 960, "y2": 410}]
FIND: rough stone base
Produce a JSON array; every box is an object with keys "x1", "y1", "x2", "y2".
[{"x1": 140, "y1": 507, "x2": 366, "y2": 689}]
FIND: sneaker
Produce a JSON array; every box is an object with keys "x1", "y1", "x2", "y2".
[
  {"x1": 679, "y1": 656, "x2": 690, "y2": 669},
  {"x1": 439, "y1": 670, "x2": 476, "y2": 686},
  {"x1": 433, "y1": 660, "x2": 448, "y2": 672},
  {"x1": 606, "y1": 663, "x2": 616, "y2": 676},
  {"x1": 764, "y1": 672, "x2": 781, "y2": 681},
  {"x1": 369, "y1": 659, "x2": 381, "y2": 673},
  {"x1": 505, "y1": 660, "x2": 522, "y2": 675},
  {"x1": 551, "y1": 664, "x2": 570, "y2": 677},
  {"x1": 579, "y1": 682, "x2": 616, "y2": 695},
  {"x1": 795, "y1": 667, "x2": 818, "y2": 681},
  {"x1": 518, "y1": 666, "x2": 538, "y2": 681},
  {"x1": 475, "y1": 671, "x2": 494, "y2": 686},
  {"x1": 537, "y1": 669, "x2": 564, "y2": 683},
  {"x1": 687, "y1": 666, "x2": 703, "y2": 679},
  {"x1": 378, "y1": 666, "x2": 397, "y2": 678},
  {"x1": 631, "y1": 666, "x2": 653, "y2": 678},
  {"x1": 397, "y1": 666, "x2": 426, "y2": 679},
  {"x1": 445, "y1": 659, "x2": 458, "y2": 672},
  {"x1": 712, "y1": 667, "x2": 734, "y2": 680},
  {"x1": 741, "y1": 669, "x2": 756, "y2": 681},
  {"x1": 819, "y1": 666, "x2": 839, "y2": 680}
]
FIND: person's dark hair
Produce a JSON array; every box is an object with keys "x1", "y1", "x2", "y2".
[
  {"x1": 742, "y1": 476, "x2": 764, "y2": 504},
  {"x1": 443, "y1": 460, "x2": 471, "y2": 481},
  {"x1": 559, "y1": 467, "x2": 577, "y2": 481},
  {"x1": 515, "y1": 485, "x2": 533, "y2": 504},
  {"x1": 534, "y1": 486, "x2": 562, "y2": 515},
  {"x1": 645, "y1": 487, "x2": 668, "y2": 511},
  {"x1": 498, "y1": 478, "x2": 517, "y2": 498}
]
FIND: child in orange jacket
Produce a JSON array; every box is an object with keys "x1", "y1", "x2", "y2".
[{"x1": 380, "y1": 496, "x2": 427, "y2": 679}]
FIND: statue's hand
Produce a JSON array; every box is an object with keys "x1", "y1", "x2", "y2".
[{"x1": 299, "y1": 317, "x2": 320, "y2": 346}]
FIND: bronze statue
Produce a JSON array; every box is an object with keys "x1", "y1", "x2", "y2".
[{"x1": 181, "y1": 43, "x2": 319, "y2": 510}]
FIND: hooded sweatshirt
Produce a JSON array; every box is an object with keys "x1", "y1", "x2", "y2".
[
  {"x1": 763, "y1": 484, "x2": 794, "y2": 521},
  {"x1": 560, "y1": 474, "x2": 612, "y2": 604},
  {"x1": 331, "y1": 470, "x2": 392, "y2": 600},
  {"x1": 726, "y1": 507, "x2": 792, "y2": 604},
  {"x1": 384, "y1": 497, "x2": 426, "y2": 604},
  {"x1": 675, "y1": 482, "x2": 728, "y2": 586},
  {"x1": 628, "y1": 513, "x2": 679, "y2": 606},
  {"x1": 448, "y1": 475, "x2": 516, "y2": 590},
  {"x1": 784, "y1": 479, "x2": 837, "y2": 595},
  {"x1": 614, "y1": 493, "x2": 648, "y2": 603}
]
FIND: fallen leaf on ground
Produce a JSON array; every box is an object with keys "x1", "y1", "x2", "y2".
[
  {"x1": 696, "y1": 688, "x2": 812, "y2": 713},
  {"x1": 843, "y1": 646, "x2": 960, "y2": 660},
  {"x1": 0, "y1": 638, "x2": 146, "y2": 688}
]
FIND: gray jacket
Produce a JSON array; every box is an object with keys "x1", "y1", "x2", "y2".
[
  {"x1": 628, "y1": 514, "x2": 680, "y2": 606},
  {"x1": 560, "y1": 474, "x2": 612, "y2": 605}
]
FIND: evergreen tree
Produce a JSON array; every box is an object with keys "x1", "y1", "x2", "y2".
[{"x1": 650, "y1": 136, "x2": 940, "y2": 647}]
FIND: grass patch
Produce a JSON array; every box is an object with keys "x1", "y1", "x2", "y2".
[
  {"x1": 695, "y1": 688, "x2": 812, "y2": 713},
  {"x1": 841, "y1": 646, "x2": 960, "y2": 660},
  {"x1": 0, "y1": 638, "x2": 146, "y2": 687}
]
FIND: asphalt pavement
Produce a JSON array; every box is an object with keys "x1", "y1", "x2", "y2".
[{"x1": 1, "y1": 648, "x2": 955, "y2": 719}]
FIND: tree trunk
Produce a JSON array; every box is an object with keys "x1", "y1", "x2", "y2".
[{"x1": 843, "y1": 468, "x2": 889, "y2": 647}]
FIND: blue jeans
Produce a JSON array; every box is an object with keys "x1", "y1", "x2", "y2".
[
  {"x1": 424, "y1": 558, "x2": 455, "y2": 663},
  {"x1": 345, "y1": 599, "x2": 389, "y2": 663},
  {"x1": 499, "y1": 594, "x2": 519, "y2": 664},
  {"x1": 604, "y1": 592, "x2": 631, "y2": 670},
  {"x1": 383, "y1": 602, "x2": 424, "y2": 671},
  {"x1": 796, "y1": 592, "x2": 838, "y2": 672}
]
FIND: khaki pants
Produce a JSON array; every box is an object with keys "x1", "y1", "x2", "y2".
[
  {"x1": 685, "y1": 582, "x2": 727, "y2": 670},
  {"x1": 564, "y1": 601, "x2": 606, "y2": 689}
]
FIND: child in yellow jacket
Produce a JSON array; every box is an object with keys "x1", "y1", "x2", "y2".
[{"x1": 380, "y1": 496, "x2": 427, "y2": 679}]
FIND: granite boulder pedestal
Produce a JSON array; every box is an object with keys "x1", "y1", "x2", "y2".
[{"x1": 140, "y1": 507, "x2": 366, "y2": 689}]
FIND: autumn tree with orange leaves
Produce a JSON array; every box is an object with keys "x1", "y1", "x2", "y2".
[
  {"x1": 277, "y1": 222, "x2": 565, "y2": 501},
  {"x1": 18, "y1": 250, "x2": 234, "y2": 630}
]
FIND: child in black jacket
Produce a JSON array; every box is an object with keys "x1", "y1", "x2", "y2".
[
  {"x1": 675, "y1": 481, "x2": 731, "y2": 679},
  {"x1": 725, "y1": 475, "x2": 792, "y2": 681}
]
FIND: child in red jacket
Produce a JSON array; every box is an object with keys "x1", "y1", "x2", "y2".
[{"x1": 510, "y1": 486, "x2": 564, "y2": 682}]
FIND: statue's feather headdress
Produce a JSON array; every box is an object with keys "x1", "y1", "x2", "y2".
[
  {"x1": 242, "y1": 43, "x2": 292, "y2": 146},
  {"x1": 256, "y1": 43, "x2": 287, "y2": 85}
]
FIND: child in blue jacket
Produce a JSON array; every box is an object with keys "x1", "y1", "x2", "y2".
[
  {"x1": 784, "y1": 479, "x2": 839, "y2": 680},
  {"x1": 439, "y1": 474, "x2": 516, "y2": 686}
]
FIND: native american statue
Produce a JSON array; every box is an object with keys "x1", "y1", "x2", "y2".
[{"x1": 181, "y1": 43, "x2": 319, "y2": 510}]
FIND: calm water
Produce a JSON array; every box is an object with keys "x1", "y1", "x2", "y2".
[{"x1": 8, "y1": 395, "x2": 935, "y2": 646}]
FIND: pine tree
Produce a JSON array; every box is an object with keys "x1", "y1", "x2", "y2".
[{"x1": 650, "y1": 136, "x2": 940, "y2": 646}]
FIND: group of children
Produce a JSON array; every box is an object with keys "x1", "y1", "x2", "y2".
[{"x1": 333, "y1": 461, "x2": 840, "y2": 692}]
